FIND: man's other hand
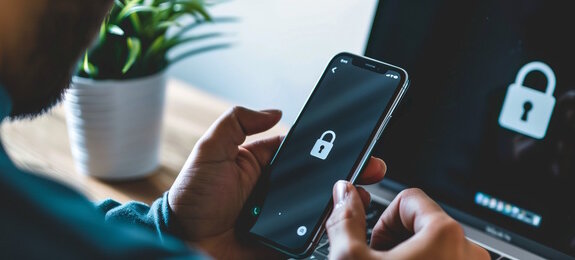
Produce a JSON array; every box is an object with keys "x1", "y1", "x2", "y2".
[
  {"x1": 168, "y1": 106, "x2": 387, "y2": 259},
  {"x1": 326, "y1": 183, "x2": 490, "y2": 260}
]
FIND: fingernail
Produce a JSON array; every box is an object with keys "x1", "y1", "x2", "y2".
[
  {"x1": 372, "y1": 157, "x2": 383, "y2": 172},
  {"x1": 260, "y1": 109, "x2": 282, "y2": 115},
  {"x1": 334, "y1": 181, "x2": 349, "y2": 208},
  {"x1": 376, "y1": 157, "x2": 387, "y2": 174}
]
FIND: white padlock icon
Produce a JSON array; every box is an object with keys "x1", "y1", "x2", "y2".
[
  {"x1": 310, "y1": 130, "x2": 336, "y2": 160},
  {"x1": 498, "y1": 61, "x2": 556, "y2": 139}
]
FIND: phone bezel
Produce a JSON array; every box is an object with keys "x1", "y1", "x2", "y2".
[{"x1": 239, "y1": 52, "x2": 410, "y2": 258}]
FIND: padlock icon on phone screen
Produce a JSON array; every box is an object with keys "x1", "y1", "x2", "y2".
[
  {"x1": 310, "y1": 130, "x2": 336, "y2": 160},
  {"x1": 498, "y1": 61, "x2": 556, "y2": 139}
]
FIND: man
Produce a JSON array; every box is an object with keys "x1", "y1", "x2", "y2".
[{"x1": 0, "y1": 1, "x2": 488, "y2": 259}]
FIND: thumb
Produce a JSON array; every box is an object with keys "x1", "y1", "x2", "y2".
[
  {"x1": 325, "y1": 181, "x2": 369, "y2": 259},
  {"x1": 194, "y1": 106, "x2": 282, "y2": 161}
]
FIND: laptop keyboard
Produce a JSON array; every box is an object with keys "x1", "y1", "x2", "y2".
[{"x1": 301, "y1": 201, "x2": 506, "y2": 260}]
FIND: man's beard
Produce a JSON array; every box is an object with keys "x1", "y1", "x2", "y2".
[
  {"x1": 6, "y1": 51, "x2": 77, "y2": 120},
  {"x1": 2, "y1": 0, "x2": 111, "y2": 120}
]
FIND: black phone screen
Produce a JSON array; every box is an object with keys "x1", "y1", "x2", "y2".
[{"x1": 239, "y1": 53, "x2": 408, "y2": 256}]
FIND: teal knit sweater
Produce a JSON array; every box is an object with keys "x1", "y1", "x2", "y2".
[{"x1": 0, "y1": 85, "x2": 205, "y2": 259}]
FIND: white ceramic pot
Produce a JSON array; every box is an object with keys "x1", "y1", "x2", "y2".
[{"x1": 64, "y1": 73, "x2": 166, "y2": 180}]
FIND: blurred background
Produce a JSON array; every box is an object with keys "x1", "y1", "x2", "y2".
[{"x1": 167, "y1": 0, "x2": 378, "y2": 124}]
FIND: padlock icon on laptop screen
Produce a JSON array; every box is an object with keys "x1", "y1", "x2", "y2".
[
  {"x1": 498, "y1": 61, "x2": 556, "y2": 139},
  {"x1": 310, "y1": 130, "x2": 336, "y2": 160}
]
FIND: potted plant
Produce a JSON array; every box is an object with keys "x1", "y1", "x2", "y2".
[{"x1": 64, "y1": 0, "x2": 229, "y2": 180}]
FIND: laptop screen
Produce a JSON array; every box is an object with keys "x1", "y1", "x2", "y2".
[{"x1": 366, "y1": 0, "x2": 574, "y2": 258}]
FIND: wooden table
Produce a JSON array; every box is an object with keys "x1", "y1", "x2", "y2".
[{"x1": 0, "y1": 78, "x2": 287, "y2": 205}]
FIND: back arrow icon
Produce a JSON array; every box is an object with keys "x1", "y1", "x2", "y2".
[{"x1": 331, "y1": 67, "x2": 337, "y2": 74}]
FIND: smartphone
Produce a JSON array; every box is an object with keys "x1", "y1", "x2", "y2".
[{"x1": 236, "y1": 52, "x2": 409, "y2": 258}]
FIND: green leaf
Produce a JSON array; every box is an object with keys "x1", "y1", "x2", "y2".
[
  {"x1": 144, "y1": 33, "x2": 222, "y2": 61},
  {"x1": 129, "y1": 12, "x2": 142, "y2": 33},
  {"x1": 204, "y1": 0, "x2": 232, "y2": 6},
  {"x1": 157, "y1": 20, "x2": 182, "y2": 29},
  {"x1": 98, "y1": 21, "x2": 107, "y2": 43},
  {"x1": 117, "y1": 5, "x2": 157, "y2": 23},
  {"x1": 83, "y1": 52, "x2": 98, "y2": 77},
  {"x1": 126, "y1": 0, "x2": 144, "y2": 4},
  {"x1": 122, "y1": 37, "x2": 141, "y2": 74},
  {"x1": 169, "y1": 43, "x2": 231, "y2": 65},
  {"x1": 145, "y1": 35, "x2": 166, "y2": 58},
  {"x1": 170, "y1": 16, "x2": 236, "y2": 39},
  {"x1": 156, "y1": 1, "x2": 177, "y2": 18},
  {"x1": 114, "y1": 0, "x2": 125, "y2": 8},
  {"x1": 179, "y1": 0, "x2": 212, "y2": 21},
  {"x1": 165, "y1": 33, "x2": 223, "y2": 51},
  {"x1": 79, "y1": 0, "x2": 231, "y2": 79},
  {"x1": 108, "y1": 25, "x2": 125, "y2": 36}
]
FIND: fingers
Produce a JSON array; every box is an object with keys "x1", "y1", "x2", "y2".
[
  {"x1": 242, "y1": 135, "x2": 284, "y2": 169},
  {"x1": 370, "y1": 188, "x2": 443, "y2": 250},
  {"x1": 356, "y1": 186, "x2": 372, "y2": 211},
  {"x1": 355, "y1": 157, "x2": 387, "y2": 185},
  {"x1": 464, "y1": 241, "x2": 491, "y2": 260},
  {"x1": 369, "y1": 188, "x2": 490, "y2": 259},
  {"x1": 325, "y1": 181, "x2": 370, "y2": 259},
  {"x1": 195, "y1": 106, "x2": 282, "y2": 161},
  {"x1": 210, "y1": 106, "x2": 281, "y2": 145}
]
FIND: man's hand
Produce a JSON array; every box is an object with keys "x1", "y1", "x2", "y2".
[
  {"x1": 168, "y1": 107, "x2": 387, "y2": 259},
  {"x1": 326, "y1": 182, "x2": 490, "y2": 259}
]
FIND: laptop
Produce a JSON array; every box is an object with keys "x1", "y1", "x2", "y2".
[{"x1": 305, "y1": 1, "x2": 575, "y2": 259}]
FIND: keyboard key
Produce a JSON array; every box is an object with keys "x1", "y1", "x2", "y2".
[
  {"x1": 306, "y1": 252, "x2": 328, "y2": 260},
  {"x1": 366, "y1": 202, "x2": 386, "y2": 216},
  {"x1": 319, "y1": 233, "x2": 329, "y2": 246},
  {"x1": 316, "y1": 243, "x2": 330, "y2": 256},
  {"x1": 365, "y1": 201, "x2": 386, "y2": 245},
  {"x1": 313, "y1": 201, "x2": 388, "y2": 257}
]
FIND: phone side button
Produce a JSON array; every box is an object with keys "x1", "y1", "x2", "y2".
[
  {"x1": 375, "y1": 116, "x2": 390, "y2": 140},
  {"x1": 376, "y1": 130, "x2": 383, "y2": 141}
]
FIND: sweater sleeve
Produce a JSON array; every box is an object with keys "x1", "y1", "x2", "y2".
[{"x1": 95, "y1": 192, "x2": 186, "y2": 243}]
